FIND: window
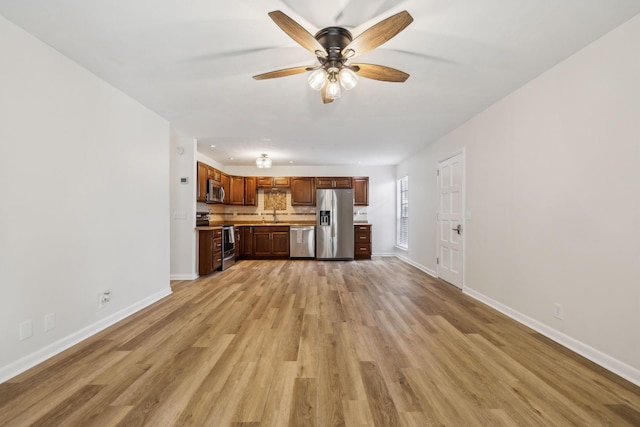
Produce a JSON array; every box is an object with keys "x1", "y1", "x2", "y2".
[{"x1": 396, "y1": 176, "x2": 408, "y2": 249}]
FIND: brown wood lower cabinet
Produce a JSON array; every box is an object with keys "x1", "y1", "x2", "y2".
[
  {"x1": 234, "y1": 227, "x2": 241, "y2": 259},
  {"x1": 240, "y1": 227, "x2": 253, "y2": 257},
  {"x1": 198, "y1": 228, "x2": 222, "y2": 275},
  {"x1": 252, "y1": 226, "x2": 290, "y2": 258},
  {"x1": 354, "y1": 224, "x2": 372, "y2": 260}
]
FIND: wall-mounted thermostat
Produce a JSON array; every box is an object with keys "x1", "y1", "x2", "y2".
[{"x1": 180, "y1": 177, "x2": 188, "y2": 184}]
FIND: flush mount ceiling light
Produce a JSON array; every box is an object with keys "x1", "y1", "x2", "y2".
[
  {"x1": 253, "y1": 10, "x2": 413, "y2": 104},
  {"x1": 256, "y1": 153, "x2": 272, "y2": 168}
]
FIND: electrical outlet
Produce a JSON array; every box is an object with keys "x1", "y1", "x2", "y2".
[
  {"x1": 553, "y1": 303, "x2": 564, "y2": 320},
  {"x1": 19, "y1": 319, "x2": 33, "y2": 341},
  {"x1": 99, "y1": 290, "x2": 111, "y2": 308}
]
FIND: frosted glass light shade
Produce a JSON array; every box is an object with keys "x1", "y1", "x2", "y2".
[
  {"x1": 339, "y1": 68, "x2": 358, "y2": 90},
  {"x1": 256, "y1": 154, "x2": 272, "y2": 168},
  {"x1": 308, "y1": 69, "x2": 327, "y2": 91},
  {"x1": 326, "y1": 79, "x2": 342, "y2": 99}
]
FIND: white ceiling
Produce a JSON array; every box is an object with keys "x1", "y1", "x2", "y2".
[{"x1": 2, "y1": 1, "x2": 639, "y2": 166}]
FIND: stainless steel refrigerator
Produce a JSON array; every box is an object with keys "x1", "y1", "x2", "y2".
[{"x1": 316, "y1": 188, "x2": 354, "y2": 260}]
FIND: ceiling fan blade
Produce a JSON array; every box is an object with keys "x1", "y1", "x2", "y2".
[
  {"x1": 253, "y1": 66, "x2": 311, "y2": 80},
  {"x1": 321, "y1": 94, "x2": 334, "y2": 104},
  {"x1": 351, "y1": 63, "x2": 409, "y2": 82},
  {"x1": 342, "y1": 10, "x2": 413, "y2": 57},
  {"x1": 268, "y1": 10, "x2": 324, "y2": 54}
]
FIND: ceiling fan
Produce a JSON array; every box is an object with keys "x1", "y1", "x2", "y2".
[{"x1": 253, "y1": 10, "x2": 414, "y2": 104}]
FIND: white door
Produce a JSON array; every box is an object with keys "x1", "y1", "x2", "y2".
[{"x1": 437, "y1": 153, "x2": 464, "y2": 288}]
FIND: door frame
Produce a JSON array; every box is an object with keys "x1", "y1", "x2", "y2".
[{"x1": 436, "y1": 149, "x2": 466, "y2": 290}]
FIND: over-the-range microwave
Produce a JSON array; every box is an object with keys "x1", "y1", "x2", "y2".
[{"x1": 207, "y1": 179, "x2": 225, "y2": 204}]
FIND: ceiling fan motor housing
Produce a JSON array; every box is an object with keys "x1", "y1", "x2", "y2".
[{"x1": 315, "y1": 27, "x2": 353, "y2": 60}]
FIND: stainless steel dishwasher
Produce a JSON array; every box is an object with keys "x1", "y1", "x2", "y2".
[{"x1": 290, "y1": 226, "x2": 315, "y2": 259}]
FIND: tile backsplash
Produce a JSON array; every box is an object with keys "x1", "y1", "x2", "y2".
[
  {"x1": 196, "y1": 189, "x2": 367, "y2": 223},
  {"x1": 263, "y1": 190, "x2": 287, "y2": 211}
]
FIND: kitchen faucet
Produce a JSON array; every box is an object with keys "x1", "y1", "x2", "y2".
[{"x1": 273, "y1": 208, "x2": 278, "y2": 223}]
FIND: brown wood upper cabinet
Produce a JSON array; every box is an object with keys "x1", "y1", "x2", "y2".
[
  {"x1": 228, "y1": 175, "x2": 245, "y2": 205},
  {"x1": 257, "y1": 176, "x2": 291, "y2": 188},
  {"x1": 353, "y1": 177, "x2": 369, "y2": 206},
  {"x1": 316, "y1": 177, "x2": 352, "y2": 189},
  {"x1": 208, "y1": 167, "x2": 221, "y2": 184},
  {"x1": 221, "y1": 173, "x2": 230, "y2": 204},
  {"x1": 290, "y1": 177, "x2": 315, "y2": 206},
  {"x1": 244, "y1": 176, "x2": 257, "y2": 206},
  {"x1": 197, "y1": 161, "x2": 208, "y2": 203}
]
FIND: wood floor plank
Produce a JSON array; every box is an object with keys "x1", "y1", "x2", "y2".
[
  {"x1": 359, "y1": 361, "x2": 401, "y2": 427},
  {"x1": 289, "y1": 377, "x2": 317, "y2": 427},
  {"x1": 343, "y1": 399, "x2": 375, "y2": 427},
  {"x1": 30, "y1": 384, "x2": 105, "y2": 427},
  {"x1": 316, "y1": 331, "x2": 346, "y2": 427},
  {"x1": 260, "y1": 361, "x2": 298, "y2": 427},
  {"x1": 1, "y1": 258, "x2": 638, "y2": 426},
  {"x1": 296, "y1": 314, "x2": 319, "y2": 378}
]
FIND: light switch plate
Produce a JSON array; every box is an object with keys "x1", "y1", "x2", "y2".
[
  {"x1": 19, "y1": 319, "x2": 33, "y2": 341},
  {"x1": 44, "y1": 312, "x2": 56, "y2": 332}
]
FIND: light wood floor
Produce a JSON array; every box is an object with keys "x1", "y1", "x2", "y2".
[{"x1": 1, "y1": 258, "x2": 639, "y2": 426}]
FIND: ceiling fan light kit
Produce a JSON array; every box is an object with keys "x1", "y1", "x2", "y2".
[{"x1": 253, "y1": 10, "x2": 413, "y2": 103}]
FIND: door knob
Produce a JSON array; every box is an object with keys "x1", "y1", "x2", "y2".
[{"x1": 452, "y1": 224, "x2": 462, "y2": 235}]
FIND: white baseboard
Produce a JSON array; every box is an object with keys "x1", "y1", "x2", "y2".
[
  {"x1": 464, "y1": 287, "x2": 640, "y2": 388},
  {"x1": 170, "y1": 273, "x2": 198, "y2": 281},
  {"x1": 0, "y1": 287, "x2": 173, "y2": 384},
  {"x1": 394, "y1": 254, "x2": 437, "y2": 277}
]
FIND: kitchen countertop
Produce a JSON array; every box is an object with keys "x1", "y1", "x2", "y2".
[
  {"x1": 195, "y1": 221, "x2": 314, "y2": 230},
  {"x1": 195, "y1": 221, "x2": 369, "y2": 230},
  {"x1": 194, "y1": 225, "x2": 223, "y2": 231}
]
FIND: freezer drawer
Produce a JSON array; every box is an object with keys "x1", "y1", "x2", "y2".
[{"x1": 290, "y1": 226, "x2": 315, "y2": 258}]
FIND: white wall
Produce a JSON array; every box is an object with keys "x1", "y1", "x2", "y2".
[
  {"x1": 170, "y1": 134, "x2": 198, "y2": 279},
  {"x1": 0, "y1": 16, "x2": 171, "y2": 381},
  {"x1": 396, "y1": 14, "x2": 640, "y2": 384}
]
